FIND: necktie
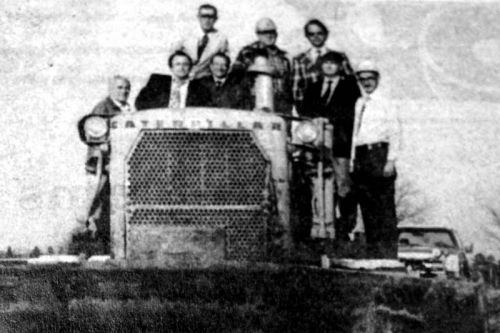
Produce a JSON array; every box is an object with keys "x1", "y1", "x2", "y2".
[
  {"x1": 215, "y1": 80, "x2": 222, "y2": 89},
  {"x1": 169, "y1": 83, "x2": 181, "y2": 108},
  {"x1": 314, "y1": 49, "x2": 322, "y2": 68},
  {"x1": 321, "y1": 80, "x2": 332, "y2": 105},
  {"x1": 197, "y1": 34, "x2": 209, "y2": 61}
]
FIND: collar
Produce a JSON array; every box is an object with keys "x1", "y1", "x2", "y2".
[
  {"x1": 309, "y1": 46, "x2": 328, "y2": 56},
  {"x1": 213, "y1": 77, "x2": 226, "y2": 84},
  {"x1": 110, "y1": 98, "x2": 131, "y2": 112},
  {"x1": 201, "y1": 28, "x2": 217, "y2": 35},
  {"x1": 172, "y1": 77, "x2": 189, "y2": 86}
]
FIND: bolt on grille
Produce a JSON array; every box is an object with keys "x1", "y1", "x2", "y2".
[{"x1": 126, "y1": 129, "x2": 269, "y2": 260}]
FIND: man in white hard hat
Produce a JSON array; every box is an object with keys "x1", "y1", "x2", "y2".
[
  {"x1": 292, "y1": 19, "x2": 354, "y2": 109},
  {"x1": 348, "y1": 60, "x2": 402, "y2": 258},
  {"x1": 171, "y1": 4, "x2": 229, "y2": 79},
  {"x1": 231, "y1": 17, "x2": 293, "y2": 115}
]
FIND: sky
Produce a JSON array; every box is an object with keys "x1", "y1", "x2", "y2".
[{"x1": 1, "y1": 0, "x2": 500, "y2": 256}]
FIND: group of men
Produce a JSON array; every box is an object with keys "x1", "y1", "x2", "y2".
[{"x1": 84, "y1": 3, "x2": 402, "y2": 258}]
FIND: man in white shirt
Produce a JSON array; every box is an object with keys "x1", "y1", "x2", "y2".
[
  {"x1": 135, "y1": 51, "x2": 211, "y2": 110},
  {"x1": 349, "y1": 60, "x2": 402, "y2": 258},
  {"x1": 172, "y1": 4, "x2": 229, "y2": 79}
]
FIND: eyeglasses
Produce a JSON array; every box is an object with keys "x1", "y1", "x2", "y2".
[
  {"x1": 307, "y1": 31, "x2": 326, "y2": 37},
  {"x1": 257, "y1": 30, "x2": 277, "y2": 35},
  {"x1": 199, "y1": 14, "x2": 216, "y2": 19}
]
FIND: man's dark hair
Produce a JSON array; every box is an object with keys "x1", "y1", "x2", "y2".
[
  {"x1": 198, "y1": 4, "x2": 218, "y2": 18},
  {"x1": 168, "y1": 51, "x2": 193, "y2": 69},
  {"x1": 304, "y1": 19, "x2": 329, "y2": 37},
  {"x1": 210, "y1": 52, "x2": 230, "y2": 67},
  {"x1": 319, "y1": 51, "x2": 344, "y2": 65}
]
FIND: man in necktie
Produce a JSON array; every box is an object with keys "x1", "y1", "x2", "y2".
[
  {"x1": 297, "y1": 51, "x2": 361, "y2": 244},
  {"x1": 195, "y1": 52, "x2": 253, "y2": 110},
  {"x1": 347, "y1": 60, "x2": 402, "y2": 258},
  {"x1": 135, "y1": 51, "x2": 212, "y2": 110},
  {"x1": 171, "y1": 4, "x2": 229, "y2": 79},
  {"x1": 292, "y1": 19, "x2": 355, "y2": 109}
]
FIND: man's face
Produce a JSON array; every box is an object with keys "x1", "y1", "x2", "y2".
[
  {"x1": 170, "y1": 55, "x2": 191, "y2": 80},
  {"x1": 109, "y1": 78, "x2": 130, "y2": 103},
  {"x1": 198, "y1": 8, "x2": 217, "y2": 33},
  {"x1": 358, "y1": 72, "x2": 379, "y2": 94},
  {"x1": 306, "y1": 23, "x2": 327, "y2": 48},
  {"x1": 321, "y1": 60, "x2": 340, "y2": 78},
  {"x1": 257, "y1": 30, "x2": 277, "y2": 47},
  {"x1": 210, "y1": 55, "x2": 229, "y2": 79}
]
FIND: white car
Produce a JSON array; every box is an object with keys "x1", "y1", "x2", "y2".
[{"x1": 397, "y1": 226, "x2": 472, "y2": 279}]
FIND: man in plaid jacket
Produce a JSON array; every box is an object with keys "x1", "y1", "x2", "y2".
[{"x1": 292, "y1": 19, "x2": 354, "y2": 109}]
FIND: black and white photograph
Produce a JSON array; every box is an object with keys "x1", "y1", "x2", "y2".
[{"x1": 0, "y1": 0, "x2": 499, "y2": 331}]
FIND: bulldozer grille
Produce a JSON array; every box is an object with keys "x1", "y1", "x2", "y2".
[{"x1": 126, "y1": 129, "x2": 269, "y2": 260}]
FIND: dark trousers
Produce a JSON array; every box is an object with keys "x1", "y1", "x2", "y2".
[{"x1": 346, "y1": 143, "x2": 398, "y2": 258}]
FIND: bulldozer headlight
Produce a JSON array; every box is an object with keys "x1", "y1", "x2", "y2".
[
  {"x1": 83, "y1": 116, "x2": 109, "y2": 144},
  {"x1": 295, "y1": 120, "x2": 319, "y2": 144}
]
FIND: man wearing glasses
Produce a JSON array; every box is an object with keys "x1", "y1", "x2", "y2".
[
  {"x1": 172, "y1": 4, "x2": 229, "y2": 79},
  {"x1": 292, "y1": 19, "x2": 354, "y2": 109},
  {"x1": 232, "y1": 17, "x2": 293, "y2": 115}
]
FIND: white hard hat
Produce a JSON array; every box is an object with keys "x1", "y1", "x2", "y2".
[
  {"x1": 255, "y1": 18, "x2": 277, "y2": 33},
  {"x1": 356, "y1": 60, "x2": 379, "y2": 74}
]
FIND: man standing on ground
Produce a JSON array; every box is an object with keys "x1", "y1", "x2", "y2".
[
  {"x1": 172, "y1": 4, "x2": 229, "y2": 79},
  {"x1": 135, "y1": 51, "x2": 211, "y2": 110},
  {"x1": 292, "y1": 19, "x2": 354, "y2": 109},
  {"x1": 350, "y1": 60, "x2": 402, "y2": 258},
  {"x1": 232, "y1": 18, "x2": 293, "y2": 115},
  {"x1": 77, "y1": 75, "x2": 133, "y2": 250}
]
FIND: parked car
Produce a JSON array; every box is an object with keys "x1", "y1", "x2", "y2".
[{"x1": 397, "y1": 225, "x2": 473, "y2": 279}]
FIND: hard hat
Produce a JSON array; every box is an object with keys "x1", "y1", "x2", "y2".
[
  {"x1": 255, "y1": 18, "x2": 277, "y2": 33},
  {"x1": 356, "y1": 60, "x2": 379, "y2": 74}
]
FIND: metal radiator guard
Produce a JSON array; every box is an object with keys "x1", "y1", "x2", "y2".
[{"x1": 125, "y1": 129, "x2": 269, "y2": 260}]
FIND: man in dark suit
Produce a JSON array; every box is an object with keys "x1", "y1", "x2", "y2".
[
  {"x1": 298, "y1": 51, "x2": 361, "y2": 242},
  {"x1": 135, "y1": 51, "x2": 211, "y2": 110},
  {"x1": 196, "y1": 52, "x2": 253, "y2": 110}
]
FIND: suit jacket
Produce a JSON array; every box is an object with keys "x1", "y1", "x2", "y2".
[
  {"x1": 135, "y1": 74, "x2": 212, "y2": 111},
  {"x1": 195, "y1": 75, "x2": 253, "y2": 110},
  {"x1": 172, "y1": 30, "x2": 229, "y2": 79},
  {"x1": 292, "y1": 48, "x2": 354, "y2": 106},
  {"x1": 299, "y1": 75, "x2": 361, "y2": 158},
  {"x1": 90, "y1": 96, "x2": 122, "y2": 117}
]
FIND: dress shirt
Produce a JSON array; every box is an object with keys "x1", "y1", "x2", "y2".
[
  {"x1": 111, "y1": 98, "x2": 131, "y2": 113},
  {"x1": 353, "y1": 90, "x2": 402, "y2": 161},
  {"x1": 168, "y1": 79, "x2": 189, "y2": 108},
  {"x1": 308, "y1": 46, "x2": 328, "y2": 64},
  {"x1": 172, "y1": 30, "x2": 229, "y2": 79}
]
